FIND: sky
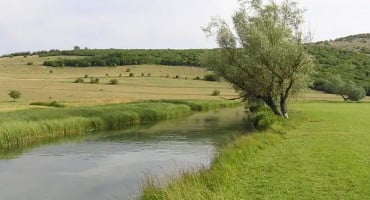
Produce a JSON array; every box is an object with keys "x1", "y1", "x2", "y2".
[{"x1": 0, "y1": 0, "x2": 369, "y2": 55}]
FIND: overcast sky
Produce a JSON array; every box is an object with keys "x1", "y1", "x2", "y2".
[{"x1": 0, "y1": 0, "x2": 369, "y2": 54}]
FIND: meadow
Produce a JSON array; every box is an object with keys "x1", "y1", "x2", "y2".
[
  {"x1": 0, "y1": 55, "x2": 237, "y2": 110},
  {"x1": 141, "y1": 102, "x2": 370, "y2": 199},
  {"x1": 2, "y1": 55, "x2": 367, "y2": 111}
]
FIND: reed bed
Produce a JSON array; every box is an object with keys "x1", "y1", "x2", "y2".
[{"x1": 0, "y1": 100, "x2": 241, "y2": 149}]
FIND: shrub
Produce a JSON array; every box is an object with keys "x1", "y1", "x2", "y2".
[
  {"x1": 211, "y1": 89, "x2": 221, "y2": 96},
  {"x1": 8, "y1": 90, "x2": 21, "y2": 102},
  {"x1": 119, "y1": 73, "x2": 122, "y2": 77},
  {"x1": 141, "y1": 73, "x2": 145, "y2": 77},
  {"x1": 175, "y1": 75, "x2": 180, "y2": 79},
  {"x1": 90, "y1": 77, "x2": 100, "y2": 84},
  {"x1": 106, "y1": 73, "x2": 109, "y2": 77},
  {"x1": 204, "y1": 73, "x2": 220, "y2": 81},
  {"x1": 129, "y1": 72, "x2": 135, "y2": 77},
  {"x1": 84, "y1": 74, "x2": 89, "y2": 78},
  {"x1": 166, "y1": 74, "x2": 170, "y2": 78},
  {"x1": 49, "y1": 70, "x2": 53, "y2": 74},
  {"x1": 27, "y1": 62, "x2": 33, "y2": 65},
  {"x1": 110, "y1": 79, "x2": 119, "y2": 85},
  {"x1": 30, "y1": 101, "x2": 65, "y2": 108},
  {"x1": 194, "y1": 76, "x2": 201, "y2": 80},
  {"x1": 243, "y1": 107, "x2": 276, "y2": 131},
  {"x1": 148, "y1": 73, "x2": 151, "y2": 77},
  {"x1": 347, "y1": 87, "x2": 366, "y2": 101},
  {"x1": 74, "y1": 78, "x2": 84, "y2": 83},
  {"x1": 126, "y1": 68, "x2": 131, "y2": 72}
]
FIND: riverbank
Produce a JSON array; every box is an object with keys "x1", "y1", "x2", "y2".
[
  {"x1": 0, "y1": 100, "x2": 241, "y2": 149},
  {"x1": 141, "y1": 102, "x2": 370, "y2": 199}
]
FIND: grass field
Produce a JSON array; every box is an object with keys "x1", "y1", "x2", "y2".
[
  {"x1": 0, "y1": 55, "x2": 237, "y2": 109},
  {"x1": 142, "y1": 102, "x2": 370, "y2": 199},
  {"x1": 2, "y1": 55, "x2": 367, "y2": 112}
]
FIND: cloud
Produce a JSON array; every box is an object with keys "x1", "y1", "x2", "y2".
[{"x1": 0, "y1": 0, "x2": 369, "y2": 54}]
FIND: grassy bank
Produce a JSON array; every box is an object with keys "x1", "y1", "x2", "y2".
[
  {"x1": 142, "y1": 102, "x2": 370, "y2": 199},
  {"x1": 0, "y1": 100, "x2": 240, "y2": 149}
]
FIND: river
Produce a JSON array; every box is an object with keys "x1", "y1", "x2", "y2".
[{"x1": 0, "y1": 107, "x2": 245, "y2": 200}]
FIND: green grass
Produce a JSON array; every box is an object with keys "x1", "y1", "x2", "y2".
[
  {"x1": 0, "y1": 100, "x2": 240, "y2": 149},
  {"x1": 141, "y1": 102, "x2": 370, "y2": 199}
]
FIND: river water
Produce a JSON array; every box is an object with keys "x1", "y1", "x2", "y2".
[{"x1": 0, "y1": 107, "x2": 245, "y2": 200}]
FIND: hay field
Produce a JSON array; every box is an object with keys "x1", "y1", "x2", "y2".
[
  {"x1": 1, "y1": 55, "x2": 367, "y2": 111},
  {"x1": 0, "y1": 55, "x2": 237, "y2": 110}
]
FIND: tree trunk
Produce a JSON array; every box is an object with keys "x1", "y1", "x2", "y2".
[
  {"x1": 263, "y1": 97, "x2": 282, "y2": 116},
  {"x1": 280, "y1": 97, "x2": 288, "y2": 118},
  {"x1": 340, "y1": 95, "x2": 349, "y2": 102}
]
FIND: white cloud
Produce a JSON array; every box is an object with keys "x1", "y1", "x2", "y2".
[{"x1": 0, "y1": 0, "x2": 369, "y2": 54}]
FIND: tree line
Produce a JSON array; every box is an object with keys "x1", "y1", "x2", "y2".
[{"x1": 43, "y1": 49, "x2": 206, "y2": 67}]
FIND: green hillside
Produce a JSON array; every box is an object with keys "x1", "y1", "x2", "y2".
[{"x1": 307, "y1": 33, "x2": 370, "y2": 96}]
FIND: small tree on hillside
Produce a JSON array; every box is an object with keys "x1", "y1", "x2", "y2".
[
  {"x1": 8, "y1": 90, "x2": 21, "y2": 102},
  {"x1": 326, "y1": 76, "x2": 366, "y2": 101},
  {"x1": 202, "y1": 0, "x2": 314, "y2": 118}
]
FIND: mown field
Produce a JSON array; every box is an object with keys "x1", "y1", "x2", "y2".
[
  {"x1": 0, "y1": 55, "x2": 237, "y2": 111},
  {"x1": 142, "y1": 102, "x2": 370, "y2": 199},
  {"x1": 2, "y1": 55, "x2": 368, "y2": 112}
]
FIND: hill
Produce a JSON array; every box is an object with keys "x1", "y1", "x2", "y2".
[
  {"x1": 1, "y1": 33, "x2": 369, "y2": 98},
  {"x1": 307, "y1": 33, "x2": 370, "y2": 96},
  {"x1": 315, "y1": 33, "x2": 370, "y2": 54}
]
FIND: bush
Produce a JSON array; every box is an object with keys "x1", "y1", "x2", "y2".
[
  {"x1": 347, "y1": 87, "x2": 366, "y2": 101},
  {"x1": 312, "y1": 76, "x2": 367, "y2": 101},
  {"x1": 204, "y1": 73, "x2": 220, "y2": 81},
  {"x1": 84, "y1": 74, "x2": 89, "y2": 78},
  {"x1": 30, "y1": 101, "x2": 65, "y2": 108},
  {"x1": 110, "y1": 79, "x2": 119, "y2": 85},
  {"x1": 211, "y1": 89, "x2": 221, "y2": 96},
  {"x1": 126, "y1": 68, "x2": 131, "y2": 72},
  {"x1": 27, "y1": 62, "x2": 33, "y2": 65},
  {"x1": 74, "y1": 78, "x2": 84, "y2": 83},
  {"x1": 129, "y1": 72, "x2": 135, "y2": 77},
  {"x1": 148, "y1": 73, "x2": 151, "y2": 77},
  {"x1": 175, "y1": 75, "x2": 180, "y2": 79},
  {"x1": 141, "y1": 73, "x2": 145, "y2": 77},
  {"x1": 243, "y1": 108, "x2": 276, "y2": 131},
  {"x1": 8, "y1": 90, "x2": 21, "y2": 102},
  {"x1": 90, "y1": 77, "x2": 100, "y2": 84},
  {"x1": 119, "y1": 73, "x2": 122, "y2": 77},
  {"x1": 194, "y1": 76, "x2": 201, "y2": 80}
]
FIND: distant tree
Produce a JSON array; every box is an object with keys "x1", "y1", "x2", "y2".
[
  {"x1": 74, "y1": 46, "x2": 80, "y2": 50},
  {"x1": 8, "y1": 90, "x2": 21, "y2": 102},
  {"x1": 314, "y1": 75, "x2": 366, "y2": 101},
  {"x1": 202, "y1": 0, "x2": 313, "y2": 118}
]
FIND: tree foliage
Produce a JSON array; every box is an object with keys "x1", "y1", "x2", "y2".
[
  {"x1": 42, "y1": 49, "x2": 205, "y2": 67},
  {"x1": 306, "y1": 44, "x2": 370, "y2": 96},
  {"x1": 312, "y1": 75, "x2": 366, "y2": 101},
  {"x1": 202, "y1": 0, "x2": 313, "y2": 117},
  {"x1": 8, "y1": 90, "x2": 21, "y2": 102}
]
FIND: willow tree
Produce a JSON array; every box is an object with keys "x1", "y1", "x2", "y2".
[{"x1": 202, "y1": 0, "x2": 313, "y2": 118}]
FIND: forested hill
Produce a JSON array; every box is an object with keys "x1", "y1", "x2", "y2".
[{"x1": 306, "y1": 33, "x2": 370, "y2": 96}]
